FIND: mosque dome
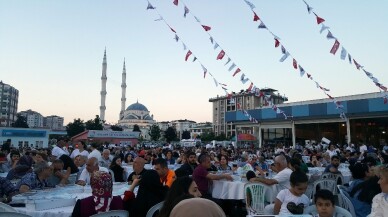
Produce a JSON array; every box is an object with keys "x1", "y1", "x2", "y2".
[{"x1": 126, "y1": 102, "x2": 149, "y2": 111}]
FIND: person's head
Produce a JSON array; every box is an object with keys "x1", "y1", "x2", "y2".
[
  {"x1": 90, "y1": 143, "x2": 99, "y2": 150},
  {"x1": 310, "y1": 155, "x2": 318, "y2": 162},
  {"x1": 274, "y1": 154, "x2": 287, "y2": 171},
  {"x1": 219, "y1": 155, "x2": 228, "y2": 166},
  {"x1": 314, "y1": 189, "x2": 335, "y2": 217},
  {"x1": 289, "y1": 171, "x2": 308, "y2": 196},
  {"x1": 124, "y1": 153, "x2": 133, "y2": 163},
  {"x1": 166, "y1": 150, "x2": 173, "y2": 159},
  {"x1": 198, "y1": 154, "x2": 211, "y2": 169},
  {"x1": 186, "y1": 151, "x2": 197, "y2": 165},
  {"x1": 170, "y1": 198, "x2": 226, "y2": 217},
  {"x1": 349, "y1": 162, "x2": 370, "y2": 180},
  {"x1": 322, "y1": 152, "x2": 330, "y2": 161},
  {"x1": 378, "y1": 164, "x2": 388, "y2": 193},
  {"x1": 330, "y1": 155, "x2": 340, "y2": 167},
  {"x1": 35, "y1": 152, "x2": 48, "y2": 163},
  {"x1": 10, "y1": 150, "x2": 20, "y2": 162},
  {"x1": 52, "y1": 159, "x2": 64, "y2": 172},
  {"x1": 86, "y1": 157, "x2": 99, "y2": 173},
  {"x1": 34, "y1": 161, "x2": 53, "y2": 179},
  {"x1": 289, "y1": 158, "x2": 302, "y2": 172},
  {"x1": 102, "y1": 149, "x2": 110, "y2": 160},
  {"x1": 328, "y1": 144, "x2": 335, "y2": 151},
  {"x1": 111, "y1": 156, "x2": 122, "y2": 168},
  {"x1": 91, "y1": 171, "x2": 113, "y2": 199},
  {"x1": 154, "y1": 158, "x2": 169, "y2": 178},
  {"x1": 133, "y1": 157, "x2": 146, "y2": 173}
]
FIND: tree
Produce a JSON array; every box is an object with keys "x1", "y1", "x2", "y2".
[
  {"x1": 133, "y1": 124, "x2": 141, "y2": 132},
  {"x1": 181, "y1": 130, "x2": 191, "y2": 140},
  {"x1": 164, "y1": 127, "x2": 177, "y2": 143},
  {"x1": 85, "y1": 115, "x2": 104, "y2": 130},
  {"x1": 66, "y1": 118, "x2": 85, "y2": 138},
  {"x1": 12, "y1": 115, "x2": 29, "y2": 128},
  {"x1": 201, "y1": 131, "x2": 215, "y2": 142},
  {"x1": 215, "y1": 132, "x2": 227, "y2": 141},
  {"x1": 111, "y1": 125, "x2": 123, "y2": 131},
  {"x1": 149, "y1": 124, "x2": 161, "y2": 141}
]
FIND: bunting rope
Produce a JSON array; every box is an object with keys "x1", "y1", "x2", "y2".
[
  {"x1": 170, "y1": 0, "x2": 292, "y2": 120},
  {"x1": 146, "y1": 0, "x2": 274, "y2": 124},
  {"x1": 301, "y1": 0, "x2": 388, "y2": 104},
  {"x1": 240, "y1": 0, "x2": 347, "y2": 120}
]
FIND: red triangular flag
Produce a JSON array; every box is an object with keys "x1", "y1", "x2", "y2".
[
  {"x1": 253, "y1": 12, "x2": 260, "y2": 21},
  {"x1": 353, "y1": 59, "x2": 361, "y2": 70},
  {"x1": 232, "y1": 68, "x2": 241, "y2": 77},
  {"x1": 185, "y1": 50, "x2": 192, "y2": 61},
  {"x1": 315, "y1": 13, "x2": 325, "y2": 24},
  {"x1": 330, "y1": 40, "x2": 340, "y2": 55},
  {"x1": 274, "y1": 38, "x2": 280, "y2": 48},
  {"x1": 293, "y1": 59, "x2": 297, "y2": 69},
  {"x1": 247, "y1": 82, "x2": 254, "y2": 91},
  {"x1": 384, "y1": 97, "x2": 388, "y2": 104},
  {"x1": 173, "y1": 0, "x2": 178, "y2": 6},
  {"x1": 202, "y1": 25, "x2": 211, "y2": 31},
  {"x1": 216, "y1": 50, "x2": 225, "y2": 60}
]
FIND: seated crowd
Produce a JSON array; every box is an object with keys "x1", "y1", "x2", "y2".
[{"x1": 0, "y1": 137, "x2": 388, "y2": 217}]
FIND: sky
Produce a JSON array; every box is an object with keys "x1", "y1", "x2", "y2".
[{"x1": 1, "y1": 0, "x2": 387, "y2": 125}]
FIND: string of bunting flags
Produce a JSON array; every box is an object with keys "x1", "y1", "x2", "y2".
[
  {"x1": 241, "y1": 0, "x2": 347, "y2": 120},
  {"x1": 146, "y1": 0, "x2": 277, "y2": 124},
  {"x1": 301, "y1": 0, "x2": 388, "y2": 104},
  {"x1": 170, "y1": 0, "x2": 291, "y2": 120}
]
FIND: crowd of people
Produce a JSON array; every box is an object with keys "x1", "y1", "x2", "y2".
[{"x1": 0, "y1": 137, "x2": 388, "y2": 217}]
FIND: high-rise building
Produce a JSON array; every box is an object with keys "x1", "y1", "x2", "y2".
[
  {"x1": 43, "y1": 115, "x2": 64, "y2": 130},
  {"x1": 209, "y1": 88, "x2": 287, "y2": 137},
  {"x1": 0, "y1": 81, "x2": 19, "y2": 127},
  {"x1": 18, "y1": 109, "x2": 44, "y2": 128},
  {"x1": 170, "y1": 119, "x2": 196, "y2": 140}
]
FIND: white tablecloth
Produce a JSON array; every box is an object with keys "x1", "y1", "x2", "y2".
[
  {"x1": 212, "y1": 179, "x2": 246, "y2": 200},
  {"x1": 13, "y1": 183, "x2": 129, "y2": 217}
]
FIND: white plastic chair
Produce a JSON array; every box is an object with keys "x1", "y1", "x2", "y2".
[
  {"x1": 146, "y1": 201, "x2": 164, "y2": 217},
  {"x1": 0, "y1": 212, "x2": 32, "y2": 217},
  {"x1": 304, "y1": 205, "x2": 352, "y2": 217},
  {"x1": 0, "y1": 202, "x2": 17, "y2": 212},
  {"x1": 310, "y1": 179, "x2": 338, "y2": 200},
  {"x1": 244, "y1": 183, "x2": 274, "y2": 215},
  {"x1": 90, "y1": 210, "x2": 129, "y2": 217},
  {"x1": 337, "y1": 189, "x2": 356, "y2": 217},
  {"x1": 321, "y1": 172, "x2": 344, "y2": 185},
  {"x1": 108, "y1": 169, "x2": 115, "y2": 182}
]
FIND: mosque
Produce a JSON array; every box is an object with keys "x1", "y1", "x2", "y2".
[{"x1": 99, "y1": 49, "x2": 155, "y2": 140}]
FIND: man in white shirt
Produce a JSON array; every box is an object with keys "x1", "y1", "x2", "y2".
[
  {"x1": 69, "y1": 141, "x2": 89, "y2": 159},
  {"x1": 249, "y1": 154, "x2": 293, "y2": 191},
  {"x1": 51, "y1": 138, "x2": 69, "y2": 160},
  {"x1": 76, "y1": 157, "x2": 108, "y2": 186},
  {"x1": 359, "y1": 140, "x2": 368, "y2": 153},
  {"x1": 88, "y1": 143, "x2": 102, "y2": 162}
]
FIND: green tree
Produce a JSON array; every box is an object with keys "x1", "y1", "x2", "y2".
[
  {"x1": 12, "y1": 115, "x2": 29, "y2": 128},
  {"x1": 85, "y1": 115, "x2": 104, "y2": 130},
  {"x1": 110, "y1": 125, "x2": 123, "y2": 131},
  {"x1": 201, "y1": 131, "x2": 215, "y2": 142},
  {"x1": 181, "y1": 130, "x2": 191, "y2": 140},
  {"x1": 164, "y1": 127, "x2": 177, "y2": 143},
  {"x1": 133, "y1": 124, "x2": 141, "y2": 132},
  {"x1": 149, "y1": 124, "x2": 161, "y2": 141},
  {"x1": 215, "y1": 132, "x2": 227, "y2": 141},
  {"x1": 66, "y1": 118, "x2": 85, "y2": 138}
]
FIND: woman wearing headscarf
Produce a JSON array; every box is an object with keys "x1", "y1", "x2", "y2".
[
  {"x1": 169, "y1": 198, "x2": 226, "y2": 217},
  {"x1": 123, "y1": 170, "x2": 168, "y2": 217},
  {"x1": 71, "y1": 171, "x2": 123, "y2": 217},
  {"x1": 109, "y1": 156, "x2": 125, "y2": 182}
]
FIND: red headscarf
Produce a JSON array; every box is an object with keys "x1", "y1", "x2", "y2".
[{"x1": 91, "y1": 171, "x2": 113, "y2": 213}]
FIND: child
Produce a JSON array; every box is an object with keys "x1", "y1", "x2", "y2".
[
  {"x1": 274, "y1": 170, "x2": 309, "y2": 215},
  {"x1": 313, "y1": 189, "x2": 335, "y2": 217}
]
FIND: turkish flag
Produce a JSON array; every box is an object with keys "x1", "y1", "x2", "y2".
[
  {"x1": 247, "y1": 82, "x2": 254, "y2": 91},
  {"x1": 274, "y1": 39, "x2": 280, "y2": 48},
  {"x1": 185, "y1": 50, "x2": 192, "y2": 61},
  {"x1": 253, "y1": 12, "x2": 260, "y2": 21},
  {"x1": 202, "y1": 25, "x2": 211, "y2": 31},
  {"x1": 330, "y1": 40, "x2": 340, "y2": 55},
  {"x1": 315, "y1": 13, "x2": 325, "y2": 24},
  {"x1": 232, "y1": 68, "x2": 241, "y2": 77},
  {"x1": 173, "y1": 0, "x2": 178, "y2": 6},
  {"x1": 217, "y1": 50, "x2": 225, "y2": 60},
  {"x1": 293, "y1": 59, "x2": 297, "y2": 69}
]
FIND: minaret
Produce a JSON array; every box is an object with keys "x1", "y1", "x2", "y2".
[
  {"x1": 100, "y1": 48, "x2": 107, "y2": 121},
  {"x1": 120, "y1": 59, "x2": 127, "y2": 120}
]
